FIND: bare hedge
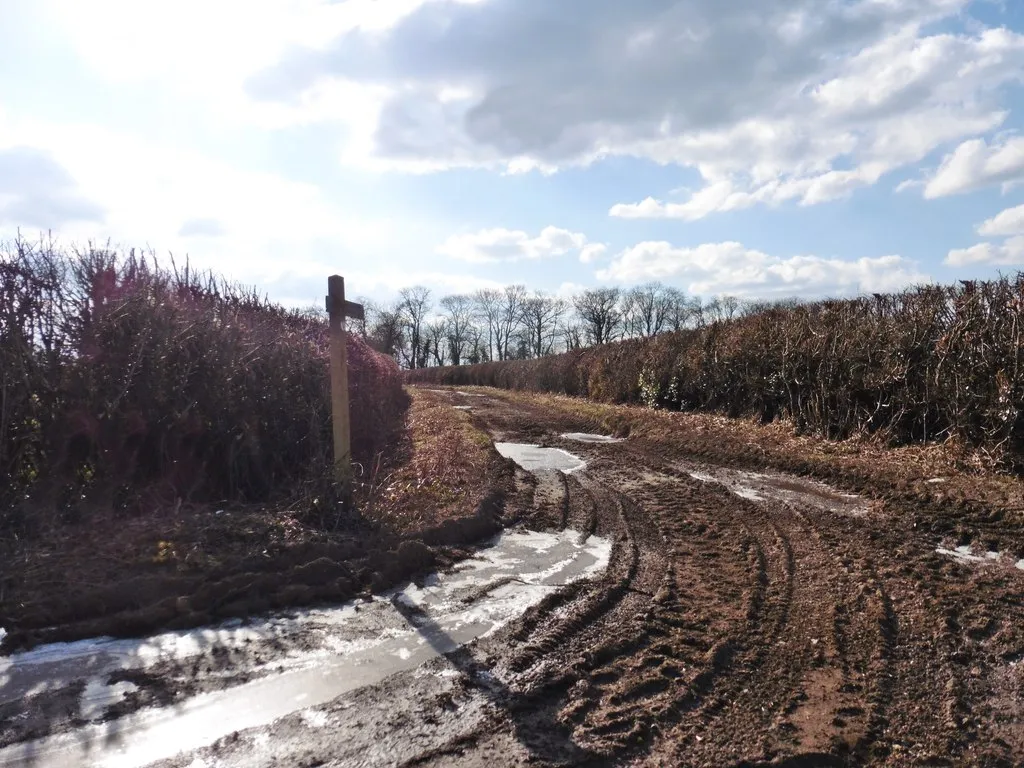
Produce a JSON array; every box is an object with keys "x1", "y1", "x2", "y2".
[
  {"x1": 407, "y1": 279, "x2": 1024, "y2": 469},
  {"x1": 1, "y1": 238, "x2": 408, "y2": 524}
]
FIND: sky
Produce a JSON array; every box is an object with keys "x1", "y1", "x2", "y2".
[{"x1": 1, "y1": 0, "x2": 1023, "y2": 309}]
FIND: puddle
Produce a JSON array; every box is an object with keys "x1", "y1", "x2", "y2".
[
  {"x1": 80, "y1": 679, "x2": 138, "y2": 720},
  {"x1": 455, "y1": 391, "x2": 487, "y2": 398},
  {"x1": 453, "y1": 405, "x2": 473, "y2": 410},
  {"x1": 494, "y1": 443, "x2": 586, "y2": 473},
  {"x1": 0, "y1": 529, "x2": 610, "y2": 768},
  {"x1": 683, "y1": 464, "x2": 868, "y2": 515},
  {"x1": 559, "y1": 433, "x2": 623, "y2": 444},
  {"x1": 936, "y1": 544, "x2": 1024, "y2": 572}
]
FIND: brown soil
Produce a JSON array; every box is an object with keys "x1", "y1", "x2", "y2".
[
  {"x1": 6, "y1": 385, "x2": 1024, "y2": 767},
  {"x1": 0, "y1": 389, "x2": 509, "y2": 654},
  {"x1": 383, "y1": 386, "x2": 1023, "y2": 768}
]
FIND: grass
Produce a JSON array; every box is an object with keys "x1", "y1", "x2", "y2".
[{"x1": 359, "y1": 387, "x2": 500, "y2": 535}]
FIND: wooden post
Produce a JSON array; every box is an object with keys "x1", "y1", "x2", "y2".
[{"x1": 326, "y1": 275, "x2": 364, "y2": 486}]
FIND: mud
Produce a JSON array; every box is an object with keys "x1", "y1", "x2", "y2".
[{"x1": 5, "y1": 385, "x2": 1024, "y2": 767}]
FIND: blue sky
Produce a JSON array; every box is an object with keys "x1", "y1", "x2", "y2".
[{"x1": 1, "y1": 0, "x2": 1023, "y2": 308}]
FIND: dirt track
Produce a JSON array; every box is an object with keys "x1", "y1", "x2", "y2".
[{"x1": 6, "y1": 387, "x2": 1024, "y2": 767}]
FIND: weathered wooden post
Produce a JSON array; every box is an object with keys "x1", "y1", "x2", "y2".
[{"x1": 326, "y1": 275, "x2": 364, "y2": 486}]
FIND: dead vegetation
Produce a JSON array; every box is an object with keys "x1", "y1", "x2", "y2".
[{"x1": 408, "y1": 278, "x2": 1024, "y2": 472}]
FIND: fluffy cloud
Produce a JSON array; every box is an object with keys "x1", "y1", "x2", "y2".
[
  {"x1": 0, "y1": 115, "x2": 401, "y2": 282},
  {"x1": 946, "y1": 238, "x2": 1024, "y2": 267},
  {"x1": 248, "y1": 0, "x2": 1024, "y2": 217},
  {"x1": 978, "y1": 203, "x2": 1024, "y2": 238},
  {"x1": 0, "y1": 146, "x2": 104, "y2": 229},
  {"x1": 924, "y1": 136, "x2": 1024, "y2": 199},
  {"x1": 944, "y1": 202, "x2": 1024, "y2": 267},
  {"x1": 597, "y1": 241, "x2": 929, "y2": 297},
  {"x1": 436, "y1": 226, "x2": 598, "y2": 264}
]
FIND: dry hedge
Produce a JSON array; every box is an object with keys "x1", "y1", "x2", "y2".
[
  {"x1": 408, "y1": 278, "x2": 1024, "y2": 470},
  {"x1": 1, "y1": 238, "x2": 408, "y2": 529}
]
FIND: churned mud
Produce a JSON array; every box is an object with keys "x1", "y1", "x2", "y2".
[{"x1": 4, "y1": 385, "x2": 1024, "y2": 767}]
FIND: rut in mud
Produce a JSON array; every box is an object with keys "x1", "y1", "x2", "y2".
[
  {"x1": 4, "y1": 386, "x2": 1024, "y2": 768},
  {"x1": 392, "y1": 389, "x2": 1024, "y2": 767}
]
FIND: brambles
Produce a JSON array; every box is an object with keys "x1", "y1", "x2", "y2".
[
  {"x1": 0, "y1": 237, "x2": 408, "y2": 530},
  {"x1": 408, "y1": 278, "x2": 1024, "y2": 470}
]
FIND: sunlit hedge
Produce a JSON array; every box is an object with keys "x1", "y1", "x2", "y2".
[
  {"x1": 1, "y1": 238, "x2": 408, "y2": 524},
  {"x1": 408, "y1": 280, "x2": 1024, "y2": 469}
]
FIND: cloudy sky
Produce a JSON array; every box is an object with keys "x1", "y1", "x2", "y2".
[{"x1": 2, "y1": 0, "x2": 1023, "y2": 306}]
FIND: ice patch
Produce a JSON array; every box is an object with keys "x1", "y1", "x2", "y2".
[
  {"x1": 80, "y1": 678, "x2": 138, "y2": 720},
  {"x1": 684, "y1": 464, "x2": 867, "y2": 515},
  {"x1": 0, "y1": 528, "x2": 611, "y2": 768},
  {"x1": 494, "y1": 443, "x2": 586, "y2": 474},
  {"x1": 936, "y1": 545, "x2": 1015, "y2": 568},
  {"x1": 560, "y1": 433, "x2": 623, "y2": 444},
  {"x1": 300, "y1": 709, "x2": 330, "y2": 729}
]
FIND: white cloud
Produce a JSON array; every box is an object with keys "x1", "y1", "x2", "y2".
[
  {"x1": 977, "y1": 203, "x2": 1024, "y2": 237},
  {"x1": 0, "y1": 114, "x2": 408, "y2": 283},
  {"x1": 946, "y1": 237, "x2": 1024, "y2": 267},
  {"x1": 597, "y1": 241, "x2": 929, "y2": 297},
  {"x1": 945, "y1": 202, "x2": 1024, "y2": 267},
  {"x1": 246, "y1": 0, "x2": 1024, "y2": 218},
  {"x1": 436, "y1": 226, "x2": 597, "y2": 263},
  {"x1": 924, "y1": 136, "x2": 1024, "y2": 198}
]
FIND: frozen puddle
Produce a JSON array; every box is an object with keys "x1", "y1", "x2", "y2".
[
  {"x1": 560, "y1": 433, "x2": 623, "y2": 444},
  {"x1": 0, "y1": 529, "x2": 610, "y2": 768},
  {"x1": 936, "y1": 544, "x2": 1024, "y2": 572},
  {"x1": 683, "y1": 463, "x2": 868, "y2": 515},
  {"x1": 495, "y1": 443, "x2": 586, "y2": 473}
]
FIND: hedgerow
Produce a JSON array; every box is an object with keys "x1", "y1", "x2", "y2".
[
  {"x1": 1, "y1": 238, "x2": 408, "y2": 529},
  {"x1": 407, "y1": 279, "x2": 1024, "y2": 470}
]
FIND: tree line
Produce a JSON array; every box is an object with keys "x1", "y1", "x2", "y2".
[{"x1": 355, "y1": 282, "x2": 797, "y2": 369}]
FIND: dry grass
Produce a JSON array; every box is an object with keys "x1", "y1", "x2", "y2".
[{"x1": 356, "y1": 387, "x2": 498, "y2": 535}]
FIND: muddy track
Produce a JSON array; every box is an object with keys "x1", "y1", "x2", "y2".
[
  {"x1": 16, "y1": 388, "x2": 1020, "y2": 767},
  {"x1": 415, "y1": 389, "x2": 1024, "y2": 768}
]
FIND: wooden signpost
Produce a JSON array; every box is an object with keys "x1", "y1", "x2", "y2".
[{"x1": 326, "y1": 275, "x2": 365, "y2": 486}]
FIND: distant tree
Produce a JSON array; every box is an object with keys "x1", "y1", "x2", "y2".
[
  {"x1": 496, "y1": 284, "x2": 528, "y2": 361},
  {"x1": 573, "y1": 287, "x2": 621, "y2": 345},
  {"x1": 472, "y1": 288, "x2": 502, "y2": 361},
  {"x1": 440, "y1": 294, "x2": 475, "y2": 366},
  {"x1": 365, "y1": 301, "x2": 405, "y2": 359},
  {"x1": 520, "y1": 291, "x2": 566, "y2": 357},
  {"x1": 426, "y1": 319, "x2": 448, "y2": 367},
  {"x1": 398, "y1": 286, "x2": 431, "y2": 369},
  {"x1": 563, "y1": 320, "x2": 584, "y2": 351},
  {"x1": 664, "y1": 287, "x2": 691, "y2": 332},
  {"x1": 622, "y1": 282, "x2": 672, "y2": 338},
  {"x1": 719, "y1": 294, "x2": 741, "y2": 321}
]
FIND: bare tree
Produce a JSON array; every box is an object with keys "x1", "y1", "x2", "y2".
[
  {"x1": 496, "y1": 284, "x2": 528, "y2": 361},
  {"x1": 426, "y1": 319, "x2": 448, "y2": 367},
  {"x1": 520, "y1": 291, "x2": 566, "y2": 358},
  {"x1": 563, "y1": 320, "x2": 584, "y2": 351},
  {"x1": 664, "y1": 287, "x2": 691, "y2": 332},
  {"x1": 472, "y1": 288, "x2": 502, "y2": 362},
  {"x1": 440, "y1": 294, "x2": 475, "y2": 366},
  {"x1": 622, "y1": 282, "x2": 672, "y2": 338},
  {"x1": 573, "y1": 287, "x2": 621, "y2": 345},
  {"x1": 398, "y1": 285, "x2": 431, "y2": 369},
  {"x1": 365, "y1": 301, "x2": 405, "y2": 359},
  {"x1": 719, "y1": 294, "x2": 741, "y2": 321}
]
